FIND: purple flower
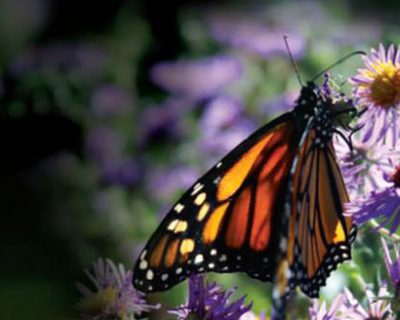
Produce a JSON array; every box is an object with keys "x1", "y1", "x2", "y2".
[
  {"x1": 169, "y1": 275, "x2": 252, "y2": 320},
  {"x1": 150, "y1": 56, "x2": 242, "y2": 100},
  {"x1": 139, "y1": 97, "x2": 192, "y2": 144},
  {"x1": 350, "y1": 44, "x2": 400, "y2": 146},
  {"x1": 102, "y1": 158, "x2": 141, "y2": 187},
  {"x1": 261, "y1": 91, "x2": 298, "y2": 117},
  {"x1": 334, "y1": 132, "x2": 398, "y2": 199},
  {"x1": 207, "y1": 12, "x2": 305, "y2": 60},
  {"x1": 199, "y1": 96, "x2": 256, "y2": 164},
  {"x1": 90, "y1": 84, "x2": 133, "y2": 117},
  {"x1": 10, "y1": 43, "x2": 107, "y2": 80},
  {"x1": 382, "y1": 237, "x2": 400, "y2": 292},
  {"x1": 341, "y1": 285, "x2": 393, "y2": 319},
  {"x1": 86, "y1": 125, "x2": 125, "y2": 166},
  {"x1": 77, "y1": 258, "x2": 159, "y2": 319},
  {"x1": 200, "y1": 96, "x2": 243, "y2": 134},
  {"x1": 146, "y1": 166, "x2": 199, "y2": 201},
  {"x1": 199, "y1": 119, "x2": 256, "y2": 165},
  {"x1": 345, "y1": 165, "x2": 400, "y2": 233},
  {"x1": 309, "y1": 295, "x2": 345, "y2": 320}
]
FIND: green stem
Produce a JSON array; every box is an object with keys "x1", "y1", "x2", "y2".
[{"x1": 368, "y1": 220, "x2": 400, "y2": 241}]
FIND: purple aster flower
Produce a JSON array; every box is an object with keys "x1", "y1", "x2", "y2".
[
  {"x1": 199, "y1": 96, "x2": 256, "y2": 163},
  {"x1": 139, "y1": 97, "x2": 193, "y2": 144},
  {"x1": 345, "y1": 165, "x2": 400, "y2": 233},
  {"x1": 341, "y1": 285, "x2": 393, "y2": 319},
  {"x1": 334, "y1": 132, "x2": 398, "y2": 199},
  {"x1": 349, "y1": 44, "x2": 400, "y2": 147},
  {"x1": 102, "y1": 158, "x2": 141, "y2": 187},
  {"x1": 261, "y1": 91, "x2": 298, "y2": 117},
  {"x1": 169, "y1": 275, "x2": 252, "y2": 320},
  {"x1": 146, "y1": 166, "x2": 199, "y2": 201},
  {"x1": 332, "y1": 22, "x2": 382, "y2": 45},
  {"x1": 10, "y1": 43, "x2": 107, "y2": 80},
  {"x1": 90, "y1": 84, "x2": 133, "y2": 117},
  {"x1": 200, "y1": 96, "x2": 244, "y2": 135},
  {"x1": 382, "y1": 237, "x2": 400, "y2": 293},
  {"x1": 199, "y1": 119, "x2": 256, "y2": 165},
  {"x1": 150, "y1": 56, "x2": 242, "y2": 100},
  {"x1": 206, "y1": 11, "x2": 305, "y2": 60},
  {"x1": 86, "y1": 125, "x2": 125, "y2": 166},
  {"x1": 77, "y1": 258, "x2": 159, "y2": 319},
  {"x1": 308, "y1": 295, "x2": 345, "y2": 320}
]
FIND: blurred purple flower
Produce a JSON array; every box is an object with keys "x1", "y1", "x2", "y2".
[
  {"x1": 200, "y1": 96, "x2": 243, "y2": 134},
  {"x1": 261, "y1": 91, "x2": 298, "y2": 116},
  {"x1": 200, "y1": 120, "x2": 256, "y2": 164},
  {"x1": 90, "y1": 84, "x2": 133, "y2": 117},
  {"x1": 381, "y1": 238, "x2": 400, "y2": 292},
  {"x1": 169, "y1": 275, "x2": 252, "y2": 320},
  {"x1": 345, "y1": 165, "x2": 400, "y2": 233},
  {"x1": 199, "y1": 96, "x2": 256, "y2": 163},
  {"x1": 332, "y1": 22, "x2": 382, "y2": 45},
  {"x1": 86, "y1": 126, "x2": 140, "y2": 187},
  {"x1": 10, "y1": 43, "x2": 107, "y2": 80},
  {"x1": 77, "y1": 258, "x2": 159, "y2": 319},
  {"x1": 309, "y1": 295, "x2": 345, "y2": 320},
  {"x1": 86, "y1": 125, "x2": 124, "y2": 166},
  {"x1": 139, "y1": 97, "x2": 192, "y2": 144},
  {"x1": 206, "y1": 11, "x2": 305, "y2": 59},
  {"x1": 350, "y1": 44, "x2": 400, "y2": 147},
  {"x1": 341, "y1": 285, "x2": 393, "y2": 320},
  {"x1": 102, "y1": 158, "x2": 141, "y2": 187},
  {"x1": 146, "y1": 166, "x2": 199, "y2": 201},
  {"x1": 334, "y1": 132, "x2": 398, "y2": 199},
  {"x1": 150, "y1": 56, "x2": 242, "y2": 100}
]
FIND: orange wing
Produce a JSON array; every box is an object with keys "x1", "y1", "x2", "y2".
[
  {"x1": 286, "y1": 130, "x2": 356, "y2": 298},
  {"x1": 133, "y1": 113, "x2": 300, "y2": 293}
]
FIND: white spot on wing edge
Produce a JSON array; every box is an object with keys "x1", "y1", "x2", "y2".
[
  {"x1": 146, "y1": 269, "x2": 154, "y2": 280},
  {"x1": 174, "y1": 203, "x2": 184, "y2": 213},
  {"x1": 139, "y1": 260, "x2": 148, "y2": 270},
  {"x1": 191, "y1": 183, "x2": 204, "y2": 196},
  {"x1": 194, "y1": 254, "x2": 204, "y2": 265},
  {"x1": 140, "y1": 250, "x2": 147, "y2": 260},
  {"x1": 161, "y1": 273, "x2": 169, "y2": 281}
]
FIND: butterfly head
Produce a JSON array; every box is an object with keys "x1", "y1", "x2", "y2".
[{"x1": 295, "y1": 81, "x2": 326, "y2": 115}]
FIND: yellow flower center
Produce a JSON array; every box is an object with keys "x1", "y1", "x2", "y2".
[
  {"x1": 78, "y1": 287, "x2": 118, "y2": 315},
  {"x1": 363, "y1": 61, "x2": 400, "y2": 108}
]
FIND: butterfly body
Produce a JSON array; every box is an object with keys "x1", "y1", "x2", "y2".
[{"x1": 133, "y1": 81, "x2": 356, "y2": 310}]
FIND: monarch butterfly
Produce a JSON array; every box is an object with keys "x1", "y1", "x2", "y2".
[{"x1": 133, "y1": 61, "x2": 359, "y2": 317}]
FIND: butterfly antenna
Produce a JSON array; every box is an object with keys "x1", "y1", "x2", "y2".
[
  {"x1": 311, "y1": 50, "x2": 366, "y2": 82},
  {"x1": 284, "y1": 35, "x2": 304, "y2": 87}
]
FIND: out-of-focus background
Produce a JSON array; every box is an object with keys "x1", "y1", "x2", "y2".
[{"x1": 1, "y1": 0, "x2": 399, "y2": 319}]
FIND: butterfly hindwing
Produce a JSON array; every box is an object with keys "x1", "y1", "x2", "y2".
[
  {"x1": 133, "y1": 113, "x2": 301, "y2": 293},
  {"x1": 288, "y1": 128, "x2": 356, "y2": 297}
]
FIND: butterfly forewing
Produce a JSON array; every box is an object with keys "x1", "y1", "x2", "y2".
[{"x1": 133, "y1": 115, "x2": 301, "y2": 293}]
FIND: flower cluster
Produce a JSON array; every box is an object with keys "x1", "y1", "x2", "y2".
[
  {"x1": 77, "y1": 258, "x2": 159, "y2": 320},
  {"x1": 169, "y1": 275, "x2": 252, "y2": 320},
  {"x1": 343, "y1": 45, "x2": 400, "y2": 232}
]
